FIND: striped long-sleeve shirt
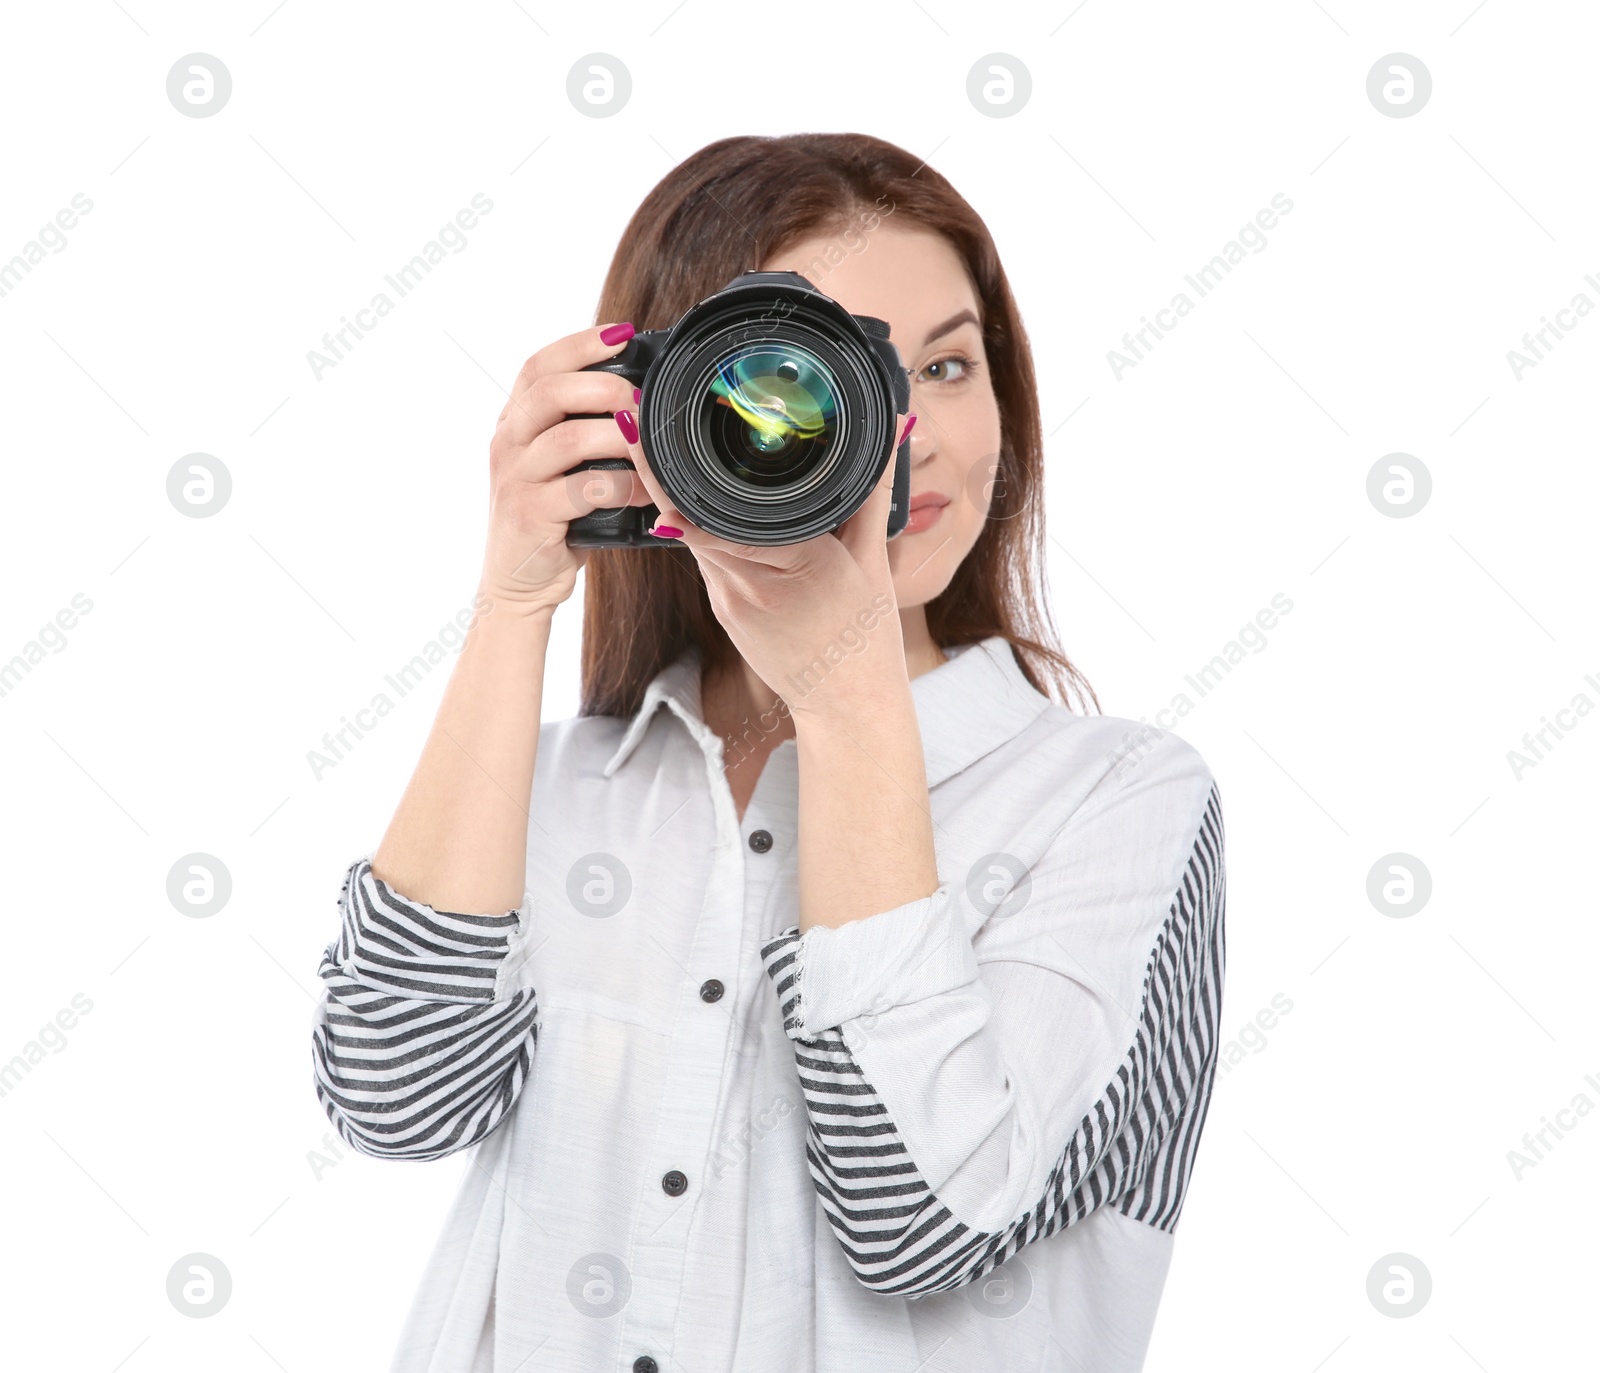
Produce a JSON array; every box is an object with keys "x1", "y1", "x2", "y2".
[{"x1": 310, "y1": 634, "x2": 1226, "y2": 1373}]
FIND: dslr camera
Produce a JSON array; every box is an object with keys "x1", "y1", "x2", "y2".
[{"x1": 567, "y1": 270, "x2": 912, "y2": 547}]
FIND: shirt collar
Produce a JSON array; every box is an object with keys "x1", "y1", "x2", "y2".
[
  {"x1": 601, "y1": 634, "x2": 1053, "y2": 787},
  {"x1": 601, "y1": 642, "x2": 714, "y2": 779}
]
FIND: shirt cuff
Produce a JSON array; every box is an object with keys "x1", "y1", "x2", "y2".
[{"x1": 758, "y1": 881, "x2": 978, "y2": 1040}]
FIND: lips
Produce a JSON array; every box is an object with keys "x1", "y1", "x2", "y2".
[{"x1": 907, "y1": 492, "x2": 950, "y2": 512}]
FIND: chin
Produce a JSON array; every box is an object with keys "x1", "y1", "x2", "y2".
[
  {"x1": 891, "y1": 536, "x2": 967, "y2": 590},
  {"x1": 890, "y1": 569, "x2": 956, "y2": 608}
]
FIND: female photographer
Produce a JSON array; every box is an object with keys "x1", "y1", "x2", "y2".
[{"x1": 311, "y1": 131, "x2": 1226, "y2": 1373}]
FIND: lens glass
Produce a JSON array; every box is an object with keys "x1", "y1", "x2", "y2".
[{"x1": 697, "y1": 343, "x2": 838, "y2": 487}]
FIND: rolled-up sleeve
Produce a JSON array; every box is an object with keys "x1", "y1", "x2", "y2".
[
  {"x1": 311, "y1": 855, "x2": 539, "y2": 1162},
  {"x1": 764, "y1": 881, "x2": 977, "y2": 1037},
  {"x1": 758, "y1": 731, "x2": 1226, "y2": 1299}
]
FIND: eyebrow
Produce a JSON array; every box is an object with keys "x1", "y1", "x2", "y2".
[{"x1": 921, "y1": 308, "x2": 981, "y2": 348}]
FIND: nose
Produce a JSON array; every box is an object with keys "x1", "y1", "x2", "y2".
[
  {"x1": 906, "y1": 410, "x2": 935, "y2": 465},
  {"x1": 897, "y1": 368, "x2": 937, "y2": 462}
]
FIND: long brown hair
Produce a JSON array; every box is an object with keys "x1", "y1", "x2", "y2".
[{"x1": 581, "y1": 132, "x2": 1099, "y2": 718}]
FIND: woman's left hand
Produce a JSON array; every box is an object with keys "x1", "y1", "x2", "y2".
[{"x1": 613, "y1": 408, "x2": 917, "y2": 720}]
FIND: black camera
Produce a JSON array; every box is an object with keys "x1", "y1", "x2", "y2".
[{"x1": 566, "y1": 270, "x2": 912, "y2": 547}]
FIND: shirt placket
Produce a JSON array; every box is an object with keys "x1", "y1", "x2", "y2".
[
  {"x1": 618, "y1": 718, "x2": 756, "y2": 1371},
  {"x1": 739, "y1": 740, "x2": 798, "y2": 947}
]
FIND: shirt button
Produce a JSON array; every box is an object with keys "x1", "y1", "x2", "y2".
[
  {"x1": 661, "y1": 1169, "x2": 688, "y2": 1197},
  {"x1": 748, "y1": 829, "x2": 773, "y2": 853},
  {"x1": 633, "y1": 1358, "x2": 659, "y2": 1373},
  {"x1": 699, "y1": 978, "x2": 724, "y2": 1003}
]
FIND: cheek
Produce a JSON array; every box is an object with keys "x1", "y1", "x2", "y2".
[
  {"x1": 889, "y1": 480, "x2": 989, "y2": 601},
  {"x1": 890, "y1": 388, "x2": 1003, "y2": 597},
  {"x1": 951, "y1": 388, "x2": 1003, "y2": 473},
  {"x1": 948, "y1": 396, "x2": 1004, "y2": 525},
  {"x1": 946, "y1": 477, "x2": 990, "y2": 551},
  {"x1": 956, "y1": 451, "x2": 1000, "y2": 524}
]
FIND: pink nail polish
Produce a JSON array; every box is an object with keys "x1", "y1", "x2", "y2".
[
  {"x1": 632, "y1": 388, "x2": 642, "y2": 404},
  {"x1": 902, "y1": 414, "x2": 918, "y2": 442},
  {"x1": 649, "y1": 524, "x2": 683, "y2": 539},
  {"x1": 600, "y1": 322, "x2": 635, "y2": 347},
  {"x1": 615, "y1": 409, "x2": 639, "y2": 444}
]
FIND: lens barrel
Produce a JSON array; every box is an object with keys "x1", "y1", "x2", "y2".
[
  {"x1": 568, "y1": 271, "x2": 909, "y2": 548},
  {"x1": 639, "y1": 274, "x2": 900, "y2": 545}
]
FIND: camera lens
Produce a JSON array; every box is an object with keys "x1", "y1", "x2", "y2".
[
  {"x1": 697, "y1": 343, "x2": 838, "y2": 487},
  {"x1": 636, "y1": 275, "x2": 900, "y2": 544}
]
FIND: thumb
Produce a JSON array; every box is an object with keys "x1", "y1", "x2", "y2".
[{"x1": 835, "y1": 412, "x2": 914, "y2": 563}]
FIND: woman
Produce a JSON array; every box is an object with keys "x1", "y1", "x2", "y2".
[{"x1": 311, "y1": 132, "x2": 1226, "y2": 1373}]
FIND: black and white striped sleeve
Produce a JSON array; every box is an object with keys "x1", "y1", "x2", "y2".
[
  {"x1": 310, "y1": 855, "x2": 539, "y2": 1162},
  {"x1": 758, "y1": 731, "x2": 1225, "y2": 1298}
]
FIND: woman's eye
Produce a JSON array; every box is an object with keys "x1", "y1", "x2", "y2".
[{"x1": 919, "y1": 356, "x2": 969, "y2": 384}]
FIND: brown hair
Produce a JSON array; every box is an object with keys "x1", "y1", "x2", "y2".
[{"x1": 581, "y1": 132, "x2": 1099, "y2": 718}]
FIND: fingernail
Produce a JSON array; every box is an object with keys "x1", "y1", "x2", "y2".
[
  {"x1": 632, "y1": 388, "x2": 642, "y2": 404},
  {"x1": 902, "y1": 414, "x2": 918, "y2": 442},
  {"x1": 649, "y1": 524, "x2": 683, "y2": 539},
  {"x1": 600, "y1": 322, "x2": 635, "y2": 347},
  {"x1": 615, "y1": 409, "x2": 639, "y2": 444}
]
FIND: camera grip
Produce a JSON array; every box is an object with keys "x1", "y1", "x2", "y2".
[
  {"x1": 567, "y1": 333, "x2": 666, "y2": 548},
  {"x1": 564, "y1": 457, "x2": 661, "y2": 548},
  {"x1": 859, "y1": 327, "x2": 913, "y2": 540}
]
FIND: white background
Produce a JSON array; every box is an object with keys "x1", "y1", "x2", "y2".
[{"x1": 1, "y1": 2, "x2": 1595, "y2": 1369}]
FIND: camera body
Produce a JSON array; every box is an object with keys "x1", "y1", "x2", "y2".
[{"x1": 567, "y1": 271, "x2": 912, "y2": 547}]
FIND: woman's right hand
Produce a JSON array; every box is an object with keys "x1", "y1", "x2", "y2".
[{"x1": 479, "y1": 322, "x2": 655, "y2": 617}]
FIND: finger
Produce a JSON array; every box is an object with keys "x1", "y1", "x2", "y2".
[
  {"x1": 616, "y1": 407, "x2": 886, "y2": 571},
  {"x1": 548, "y1": 464, "x2": 655, "y2": 527},
  {"x1": 612, "y1": 408, "x2": 774, "y2": 560},
  {"x1": 607, "y1": 408, "x2": 683, "y2": 542},
  {"x1": 499, "y1": 417, "x2": 626, "y2": 487},
  {"x1": 497, "y1": 370, "x2": 637, "y2": 450},
  {"x1": 498, "y1": 321, "x2": 639, "y2": 428},
  {"x1": 835, "y1": 412, "x2": 913, "y2": 563}
]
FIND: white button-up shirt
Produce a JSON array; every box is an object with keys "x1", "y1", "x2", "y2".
[{"x1": 311, "y1": 633, "x2": 1226, "y2": 1372}]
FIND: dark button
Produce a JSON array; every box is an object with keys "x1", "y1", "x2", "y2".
[
  {"x1": 661, "y1": 1169, "x2": 688, "y2": 1197},
  {"x1": 748, "y1": 829, "x2": 773, "y2": 853},
  {"x1": 633, "y1": 1359, "x2": 659, "y2": 1373},
  {"x1": 699, "y1": 978, "x2": 724, "y2": 1003}
]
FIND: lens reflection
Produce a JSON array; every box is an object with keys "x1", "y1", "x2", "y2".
[{"x1": 701, "y1": 344, "x2": 837, "y2": 486}]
